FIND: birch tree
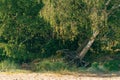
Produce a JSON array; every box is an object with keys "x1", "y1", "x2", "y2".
[{"x1": 41, "y1": 0, "x2": 120, "y2": 62}]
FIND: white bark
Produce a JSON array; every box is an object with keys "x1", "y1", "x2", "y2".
[{"x1": 78, "y1": 31, "x2": 99, "y2": 60}]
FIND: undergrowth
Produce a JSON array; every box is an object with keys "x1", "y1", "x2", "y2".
[
  {"x1": 0, "y1": 58, "x2": 120, "y2": 74},
  {"x1": 87, "y1": 60, "x2": 120, "y2": 73},
  {"x1": 0, "y1": 59, "x2": 20, "y2": 72},
  {"x1": 31, "y1": 59, "x2": 70, "y2": 72}
]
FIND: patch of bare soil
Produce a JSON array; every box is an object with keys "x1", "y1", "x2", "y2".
[{"x1": 0, "y1": 72, "x2": 120, "y2": 80}]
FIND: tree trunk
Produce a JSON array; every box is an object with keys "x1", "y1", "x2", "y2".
[
  {"x1": 76, "y1": 39, "x2": 89, "y2": 53},
  {"x1": 78, "y1": 31, "x2": 99, "y2": 60}
]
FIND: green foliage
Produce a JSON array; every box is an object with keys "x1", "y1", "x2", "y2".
[
  {"x1": 91, "y1": 62, "x2": 99, "y2": 69},
  {"x1": 42, "y1": 39, "x2": 79, "y2": 58},
  {"x1": 87, "y1": 62, "x2": 100, "y2": 72},
  {"x1": 103, "y1": 60, "x2": 120, "y2": 71},
  {"x1": 41, "y1": 0, "x2": 91, "y2": 40},
  {"x1": 31, "y1": 60, "x2": 69, "y2": 72},
  {"x1": 0, "y1": 0, "x2": 53, "y2": 62},
  {"x1": 0, "y1": 48, "x2": 6, "y2": 60},
  {"x1": 4, "y1": 44, "x2": 28, "y2": 61},
  {"x1": 0, "y1": 59, "x2": 20, "y2": 71},
  {"x1": 88, "y1": 60, "x2": 120, "y2": 73}
]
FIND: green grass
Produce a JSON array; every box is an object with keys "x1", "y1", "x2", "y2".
[
  {"x1": 31, "y1": 59, "x2": 69, "y2": 72},
  {"x1": 30, "y1": 58, "x2": 89, "y2": 74},
  {"x1": 87, "y1": 60, "x2": 120, "y2": 73},
  {"x1": 0, "y1": 58, "x2": 86, "y2": 73},
  {"x1": 0, "y1": 58, "x2": 119, "y2": 74},
  {"x1": 0, "y1": 59, "x2": 20, "y2": 72}
]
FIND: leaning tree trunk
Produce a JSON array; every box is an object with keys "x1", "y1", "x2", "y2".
[
  {"x1": 55, "y1": 31, "x2": 99, "y2": 67},
  {"x1": 78, "y1": 31, "x2": 99, "y2": 60}
]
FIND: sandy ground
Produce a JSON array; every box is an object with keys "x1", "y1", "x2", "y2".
[{"x1": 0, "y1": 72, "x2": 120, "y2": 80}]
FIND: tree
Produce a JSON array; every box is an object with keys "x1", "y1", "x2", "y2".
[
  {"x1": 0, "y1": 0, "x2": 52, "y2": 61},
  {"x1": 41, "y1": 0, "x2": 120, "y2": 63}
]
